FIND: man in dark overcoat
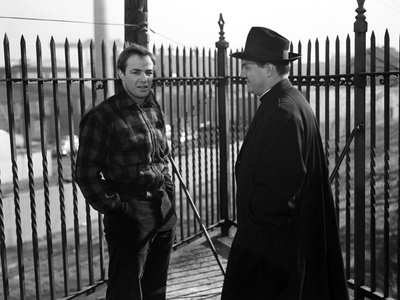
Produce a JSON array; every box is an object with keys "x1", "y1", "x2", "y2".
[{"x1": 221, "y1": 27, "x2": 350, "y2": 300}]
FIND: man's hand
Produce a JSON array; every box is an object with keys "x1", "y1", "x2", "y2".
[{"x1": 105, "y1": 192, "x2": 132, "y2": 216}]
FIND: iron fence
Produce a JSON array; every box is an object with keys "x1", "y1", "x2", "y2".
[{"x1": 0, "y1": 5, "x2": 400, "y2": 300}]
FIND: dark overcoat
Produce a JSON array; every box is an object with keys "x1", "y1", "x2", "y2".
[{"x1": 222, "y1": 79, "x2": 349, "y2": 300}]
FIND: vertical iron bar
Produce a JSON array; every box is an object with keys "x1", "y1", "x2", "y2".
[
  {"x1": 353, "y1": 1, "x2": 367, "y2": 299},
  {"x1": 325, "y1": 37, "x2": 330, "y2": 167},
  {"x1": 382, "y1": 29, "x2": 390, "y2": 298},
  {"x1": 297, "y1": 41, "x2": 302, "y2": 92},
  {"x1": 0, "y1": 175, "x2": 9, "y2": 300},
  {"x1": 57, "y1": 38, "x2": 69, "y2": 297},
  {"x1": 182, "y1": 47, "x2": 191, "y2": 237},
  {"x1": 345, "y1": 34, "x2": 352, "y2": 280},
  {"x1": 216, "y1": 15, "x2": 230, "y2": 235},
  {"x1": 4, "y1": 33, "x2": 25, "y2": 300},
  {"x1": 201, "y1": 48, "x2": 207, "y2": 226},
  {"x1": 65, "y1": 39, "x2": 82, "y2": 292},
  {"x1": 78, "y1": 39, "x2": 95, "y2": 287},
  {"x1": 369, "y1": 32, "x2": 377, "y2": 292},
  {"x1": 315, "y1": 39, "x2": 320, "y2": 125},
  {"x1": 90, "y1": 40, "x2": 98, "y2": 108},
  {"x1": 212, "y1": 49, "x2": 219, "y2": 225},
  {"x1": 91, "y1": 39, "x2": 106, "y2": 281},
  {"x1": 233, "y1": 51, "x2": 240, "y2": 220},
  {"x1": 65, "y1": 39, "x2": 82, "y2": 291},
  {"x1": 168, "y1": 46, "x2": 175, "y2": 158},
  {"x1": 21, "y1": 35, "x2": 41, "y2": 300},
  {"x1": 189, "y1": 47, "x2": 198, "y2": 233},
  {"x1": 229, "y1": 51, "x2": 236, "y2": 223},
  {"x1": 174, "y1": 46, "x2": 184, "y2": 239},
  {"x1": 334, "y1": 37, "x2": 341, "y2": 220},
  {"x1": 36, "y1": 35, "x2": 55, "y2": 300},
  {"x1": 50, "y1": 36, "x2": 66, "y2": 293},
  {"x1": 193, "y1": 48, "x2": 203, "y2": 226},
  {"x1": 306, "y1": 40, "x2": 311, "y2": 102}
]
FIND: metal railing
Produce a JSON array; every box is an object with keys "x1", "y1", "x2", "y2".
[{"x1": 0, "y1": 2, "x2": 400, "y2": 299}]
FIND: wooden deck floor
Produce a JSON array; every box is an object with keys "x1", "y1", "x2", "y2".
[{"x1": 82, "y1": 229, "x2": 233, "y2": 300}]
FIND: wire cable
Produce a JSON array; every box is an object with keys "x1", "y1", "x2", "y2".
[
  {"x1": 0, "y1": 15, "x2": 190, "y2": 48},
  {"x1": 0, "y1": 15, "x2": 138, "y2": 27}
]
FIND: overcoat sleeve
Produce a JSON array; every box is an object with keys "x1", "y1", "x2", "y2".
[{"x1": 249, "y1": 102, "x2": 307, "y2": 226}]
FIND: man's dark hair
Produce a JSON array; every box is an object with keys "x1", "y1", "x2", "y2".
[
  {"x1": 117, "y1": 43, "x2": 156, "y2": 74},
  {"x1": 256, "y1": 61, "x2": 291, "y2": 75}
]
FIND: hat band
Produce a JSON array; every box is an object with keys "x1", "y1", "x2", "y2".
[
  {"x1": 246, "y1": 43, "x2": 290, "y2": 60},
  {"x1": 261, "y1": 49, "x2": 289, "y2": 59}
]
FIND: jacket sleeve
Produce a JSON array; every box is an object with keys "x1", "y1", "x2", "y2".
[{"x1": 75, "y1": 112, "x2": 119, "y2": 214}]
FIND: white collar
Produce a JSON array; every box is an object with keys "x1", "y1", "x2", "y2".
[{"x1": 259, "y1": 88, "x2": 271, "y2": 98}]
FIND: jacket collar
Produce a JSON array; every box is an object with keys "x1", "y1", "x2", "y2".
[
  {"x1": 259, "y1": 78, "x2": 293, "y2": 103},
  {"x1": 116, "y1": 89, "x2": 158, "y2": 109}
]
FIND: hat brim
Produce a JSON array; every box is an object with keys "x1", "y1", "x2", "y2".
[{"x1": 230, "y1": 51, "x2": 301, "y2": 62}]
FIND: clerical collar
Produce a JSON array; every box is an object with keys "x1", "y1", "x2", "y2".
[{"x1": 260, "y1": 88, "x2": 271, "y2": 98}]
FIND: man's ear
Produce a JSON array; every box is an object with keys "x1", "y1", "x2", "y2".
[
  {"x1": 265, "y1": 63, "x2": 273, "y2": 72},
  {"x1": 263, "y1": 63, "x2": 273, "y2": 77},
  {"x1": 118, "y1": 69, "x2": 124, "y2": 80}
]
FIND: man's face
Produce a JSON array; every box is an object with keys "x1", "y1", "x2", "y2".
[
  {"x1": 240, "y1": 60, "x2": 270, "y2": 96},
  {"x1": 119, "y1": 54, "x2": 154, "y2": 100}
]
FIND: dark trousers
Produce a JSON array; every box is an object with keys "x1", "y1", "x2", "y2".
[{"x1": 104, "y1": 195, "x2": 176, "y2": 300}]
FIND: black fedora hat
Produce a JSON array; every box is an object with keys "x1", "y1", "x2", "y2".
[{"x1": 231, "y1": 27, "x2": 300, "y2": 62}]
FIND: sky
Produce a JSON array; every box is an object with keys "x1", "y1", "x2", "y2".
[{"x1": 1, "y1": 0, "x2": 399, "y2": 64}]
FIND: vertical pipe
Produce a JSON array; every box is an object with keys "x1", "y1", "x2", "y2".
[
  {"x1": 215, "y1": 14, "x2": 230, "y2": 236},
  {"x1": 125, "y1": 0, "x2": 148, "y2": 48},
  {"x1": 353, "y1": 1, "x2": 367, "y2": 299}
]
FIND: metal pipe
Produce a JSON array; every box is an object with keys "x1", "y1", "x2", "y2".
[{"x1": 168, "y1": 155, "x2": 226, "y2": 276}]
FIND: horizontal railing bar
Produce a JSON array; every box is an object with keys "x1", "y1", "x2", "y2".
[
  {"x1": 360, "y1": 285, "x2": 396, "y2": 300},
  {"x1": 361, "y1": 71, "x2": 400, "y2": 76}
]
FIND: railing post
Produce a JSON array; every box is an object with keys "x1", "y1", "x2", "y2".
[
  {"x1": 353, "y1": 1, "x2": 367, "y2": 299},
  {"x1": 125, "y1": 0, "x2": 149, "y2": 48},
  {"x1": 215, "y1": 14, "x2": 230, "y2": 236}
]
